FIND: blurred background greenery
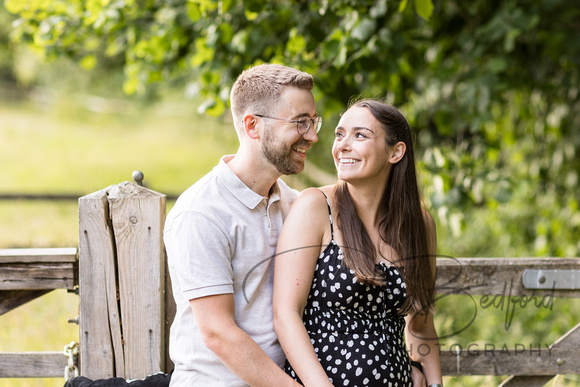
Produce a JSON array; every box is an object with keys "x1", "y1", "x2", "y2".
[{"x1": 1, "y1": 0, "x2": 579, "y2": 386}]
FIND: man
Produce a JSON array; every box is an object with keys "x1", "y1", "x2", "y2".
[{"x1": 164, "y1": 64, "x2": 320, "y2": 386}]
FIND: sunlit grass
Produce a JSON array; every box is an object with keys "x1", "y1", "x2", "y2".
[
  {"x1": 0, "y1": 201, "x2": 77, "y2": 248},
  {"x1": 0, "y1": 101, "x2": 238, "y2": 196}
]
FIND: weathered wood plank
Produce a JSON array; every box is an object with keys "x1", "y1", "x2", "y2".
[
  {"x1": 78, "y1": 188, "x2": 123, "y2": 379},
  {"x1": 0, "y1": 248, "x2": 77, "y2": 263},
  {"x1": 0, "y1": 262, "x2": 75, "y2": 290},
  {"x1": 440, "y1": 347, "x2": 578, "y2": 375},
  {"x1": 0, "y1": 352, "x2": 67, "y2": 378},
  {"x1": 436, "y1": 257, "x2": 580, "y2": 298},
  {"x1": 499, "y1": 322, "x2": 580, "y2": 386},
  {"x1": 109, "y1": 182, "x2": 166, "y2": 379},
  {"x1": 0, "y1": 289, "x2": 51, "y2": 316}
]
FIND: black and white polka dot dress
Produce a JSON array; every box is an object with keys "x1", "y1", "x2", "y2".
[{"x1": 284, "y1": 194, "x2": 412, "y2": 386}]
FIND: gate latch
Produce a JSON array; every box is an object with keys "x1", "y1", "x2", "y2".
[{"x1": 522, "y1": 269, "x2": 580, "y2": 290}]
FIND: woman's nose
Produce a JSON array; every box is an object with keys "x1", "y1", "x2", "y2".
[{"x1": 336, "y1": 136, "x2": 351, "y2": 151}]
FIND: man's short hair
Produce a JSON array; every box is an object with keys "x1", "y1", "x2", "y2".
[{"x1": 230, "y1": 64, "x2": 313, "y2": 130}]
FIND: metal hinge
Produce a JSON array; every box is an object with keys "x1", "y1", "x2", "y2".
[{"x1": 522, "y1": 269, "x2": 580, "y2": 290}]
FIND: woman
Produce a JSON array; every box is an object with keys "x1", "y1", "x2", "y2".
[{"x1": 273, "y1": 99, "x2": 442, "y2": 387}]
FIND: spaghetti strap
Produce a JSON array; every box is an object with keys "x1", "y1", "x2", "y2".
[{"x1": 317, "y1": 190, "x2": 334, "y2": 240}]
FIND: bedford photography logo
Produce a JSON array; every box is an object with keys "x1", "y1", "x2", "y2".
[
  {"x1": 407, "y1": 255, "x2": 556, "y2": 358},
  {"x1": 244, "y1": 246, "x2": 558, "y2": 359},
  {"x1": 429, "y1": 255, "x2": 555, "y2": 337}
]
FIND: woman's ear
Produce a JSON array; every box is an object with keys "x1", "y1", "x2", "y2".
[
  {"x1": 388, "y1": 141, "x2": 406, "y2": 164},
  {"x1": 242, "y1": 114, "x2": 260, "y2": 140}
]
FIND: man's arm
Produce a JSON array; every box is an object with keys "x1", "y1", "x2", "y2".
[{"x1": 190, "y1": 293, "x2": 300, "y2": 387}]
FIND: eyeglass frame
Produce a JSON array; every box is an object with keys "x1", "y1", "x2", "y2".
[{"x1": 254, "y1": 114, "x2": 322, "y2": 135}]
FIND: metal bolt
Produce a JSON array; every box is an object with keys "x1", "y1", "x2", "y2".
[
  {"x1": 539, "y1": 275, "x2": 546, "y2": 284},
  {"x1": 132, "y1": 170, "x2": 144, "y2": 186},
  {"x1": 68, "y1": 316, "x2": 80, "y2": 325},
  {"x1": 557, "y1": 358, "x2": 565, "y2": 366}
]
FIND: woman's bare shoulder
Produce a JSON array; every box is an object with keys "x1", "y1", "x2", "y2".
[
  {"x1": 286, "y1": 187, "x2": 325, "y2": 216},
  {"x1": 287, "y1": 186, "x2": 336, "y2": 225},
  {"x1": 295, "y1": 186, "x2": 334, "y2": 206}
]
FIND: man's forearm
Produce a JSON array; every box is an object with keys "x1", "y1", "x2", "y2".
[{"x1": 204, "y1": 324, "x2": 299, "y2": 387}]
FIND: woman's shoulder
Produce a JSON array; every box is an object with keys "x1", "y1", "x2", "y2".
[
  {"x1": 296, "y1": 186, "x2": 334, "y2": 204},
  {"x1": 298, "y1": 185, "x2": 337, "y2": 202},
  {"x1": 281, "y1": 186, "x2": 335, "y2": 243},
  {"x1": 288, "y1": 186, "x2": 335, "y2": 219}
]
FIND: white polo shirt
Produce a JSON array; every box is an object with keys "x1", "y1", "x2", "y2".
[{"x1": 164, "y1": 155, "x2": 297, "y2": 386}]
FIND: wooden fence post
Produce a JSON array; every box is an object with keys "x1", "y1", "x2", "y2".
[{"x1": 78, "y1": 181, "x2": 168, "y2": 380}]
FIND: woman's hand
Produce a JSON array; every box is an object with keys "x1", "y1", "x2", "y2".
[{"x1": 411, "y1": 364, "x2": 427, "y2": 387}]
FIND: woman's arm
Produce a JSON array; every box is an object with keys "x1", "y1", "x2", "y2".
[
  {"x1": 273, "y1": 188, "x2": 334, "y2": 387},
  {"x1": 405, "y1": 210, "x2": 443, "y2": 386}
]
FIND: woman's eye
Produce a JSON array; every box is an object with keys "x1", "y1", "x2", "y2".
[{"x1": 355, "y1": 132, "x2": 367, "y2": 138}]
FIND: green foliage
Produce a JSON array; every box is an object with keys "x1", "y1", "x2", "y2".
[
  {"x1": 4, "y1": 0, "x2": 434, "y2": 112},
  {"x1": 0, "y1": 2, "x2": 17, "y2": 83},
  {"x1": 5, "y1": 0, "x2": 580, "y2": 257}
]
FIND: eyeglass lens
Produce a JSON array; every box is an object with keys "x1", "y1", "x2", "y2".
[{"x1": 297, "y1": 117, "x2": 321, "y2": 135}]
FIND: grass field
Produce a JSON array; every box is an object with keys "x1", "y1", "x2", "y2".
[{"x1": 1, "y1": 97, "x2": 579, "y2": 386}]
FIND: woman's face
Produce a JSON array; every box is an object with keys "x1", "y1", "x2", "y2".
[{"x1": 332, "y1": 107, "x2": 393, "y2": 185}]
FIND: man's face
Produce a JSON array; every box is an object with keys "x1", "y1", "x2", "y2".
[{"x1": 260, "y1": 87, "x2": 319, "y2": 175}]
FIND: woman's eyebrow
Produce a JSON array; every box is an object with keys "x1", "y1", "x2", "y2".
[
  {"x1": 334, "y1": 126, "x2": 375, "y2": 136},
  {"x1": 351, "y1": 126, "x2": 374, "y2": 133}
]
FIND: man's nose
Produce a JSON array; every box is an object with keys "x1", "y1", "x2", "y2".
[{"x1": 302, "y1": 126, "x2": 318, "y2": 143}]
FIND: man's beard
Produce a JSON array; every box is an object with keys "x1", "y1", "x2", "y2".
[{"x1": 261, "y1": 128, "x2": 307, "y2": 175}]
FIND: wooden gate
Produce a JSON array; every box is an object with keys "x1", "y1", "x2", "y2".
[
  {"x1": 436, "y1": 257, "x2": 580, "y2": 385},
  {"x1": 0, "y1": 247, "x2": 77, "y2": 377}
]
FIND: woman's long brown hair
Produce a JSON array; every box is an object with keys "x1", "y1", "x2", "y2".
[{"x1": 334, "y1": 99, "x2": 435, "y2": 315}]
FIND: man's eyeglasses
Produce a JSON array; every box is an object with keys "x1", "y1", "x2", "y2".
[{"x1": 255, "y1": 114, "x2": 322, "y2": 136}]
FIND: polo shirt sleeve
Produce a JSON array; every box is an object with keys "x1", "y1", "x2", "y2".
[{"x1": 165, "y1": 209, "x2": 234, "y2": 301}]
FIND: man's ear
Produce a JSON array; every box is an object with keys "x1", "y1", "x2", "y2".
[
  {"x1": 388, "y1": 141, "x2": 406, "y2": 164},
  {"x1": 242, "y1": 114, "x2": 260, "y2": 140}
]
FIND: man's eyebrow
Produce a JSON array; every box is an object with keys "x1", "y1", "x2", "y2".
[{"x1": 291, "y1": 113, "x2": 318, "y2": 119}]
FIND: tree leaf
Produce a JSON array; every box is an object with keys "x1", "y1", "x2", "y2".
[{"x1": 414, "y1": 0, "x2": 433, "y2": 20}]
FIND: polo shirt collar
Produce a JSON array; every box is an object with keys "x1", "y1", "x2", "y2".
[{"x1": 216, "y1": 155, "x2": 280, "y2": 210}]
